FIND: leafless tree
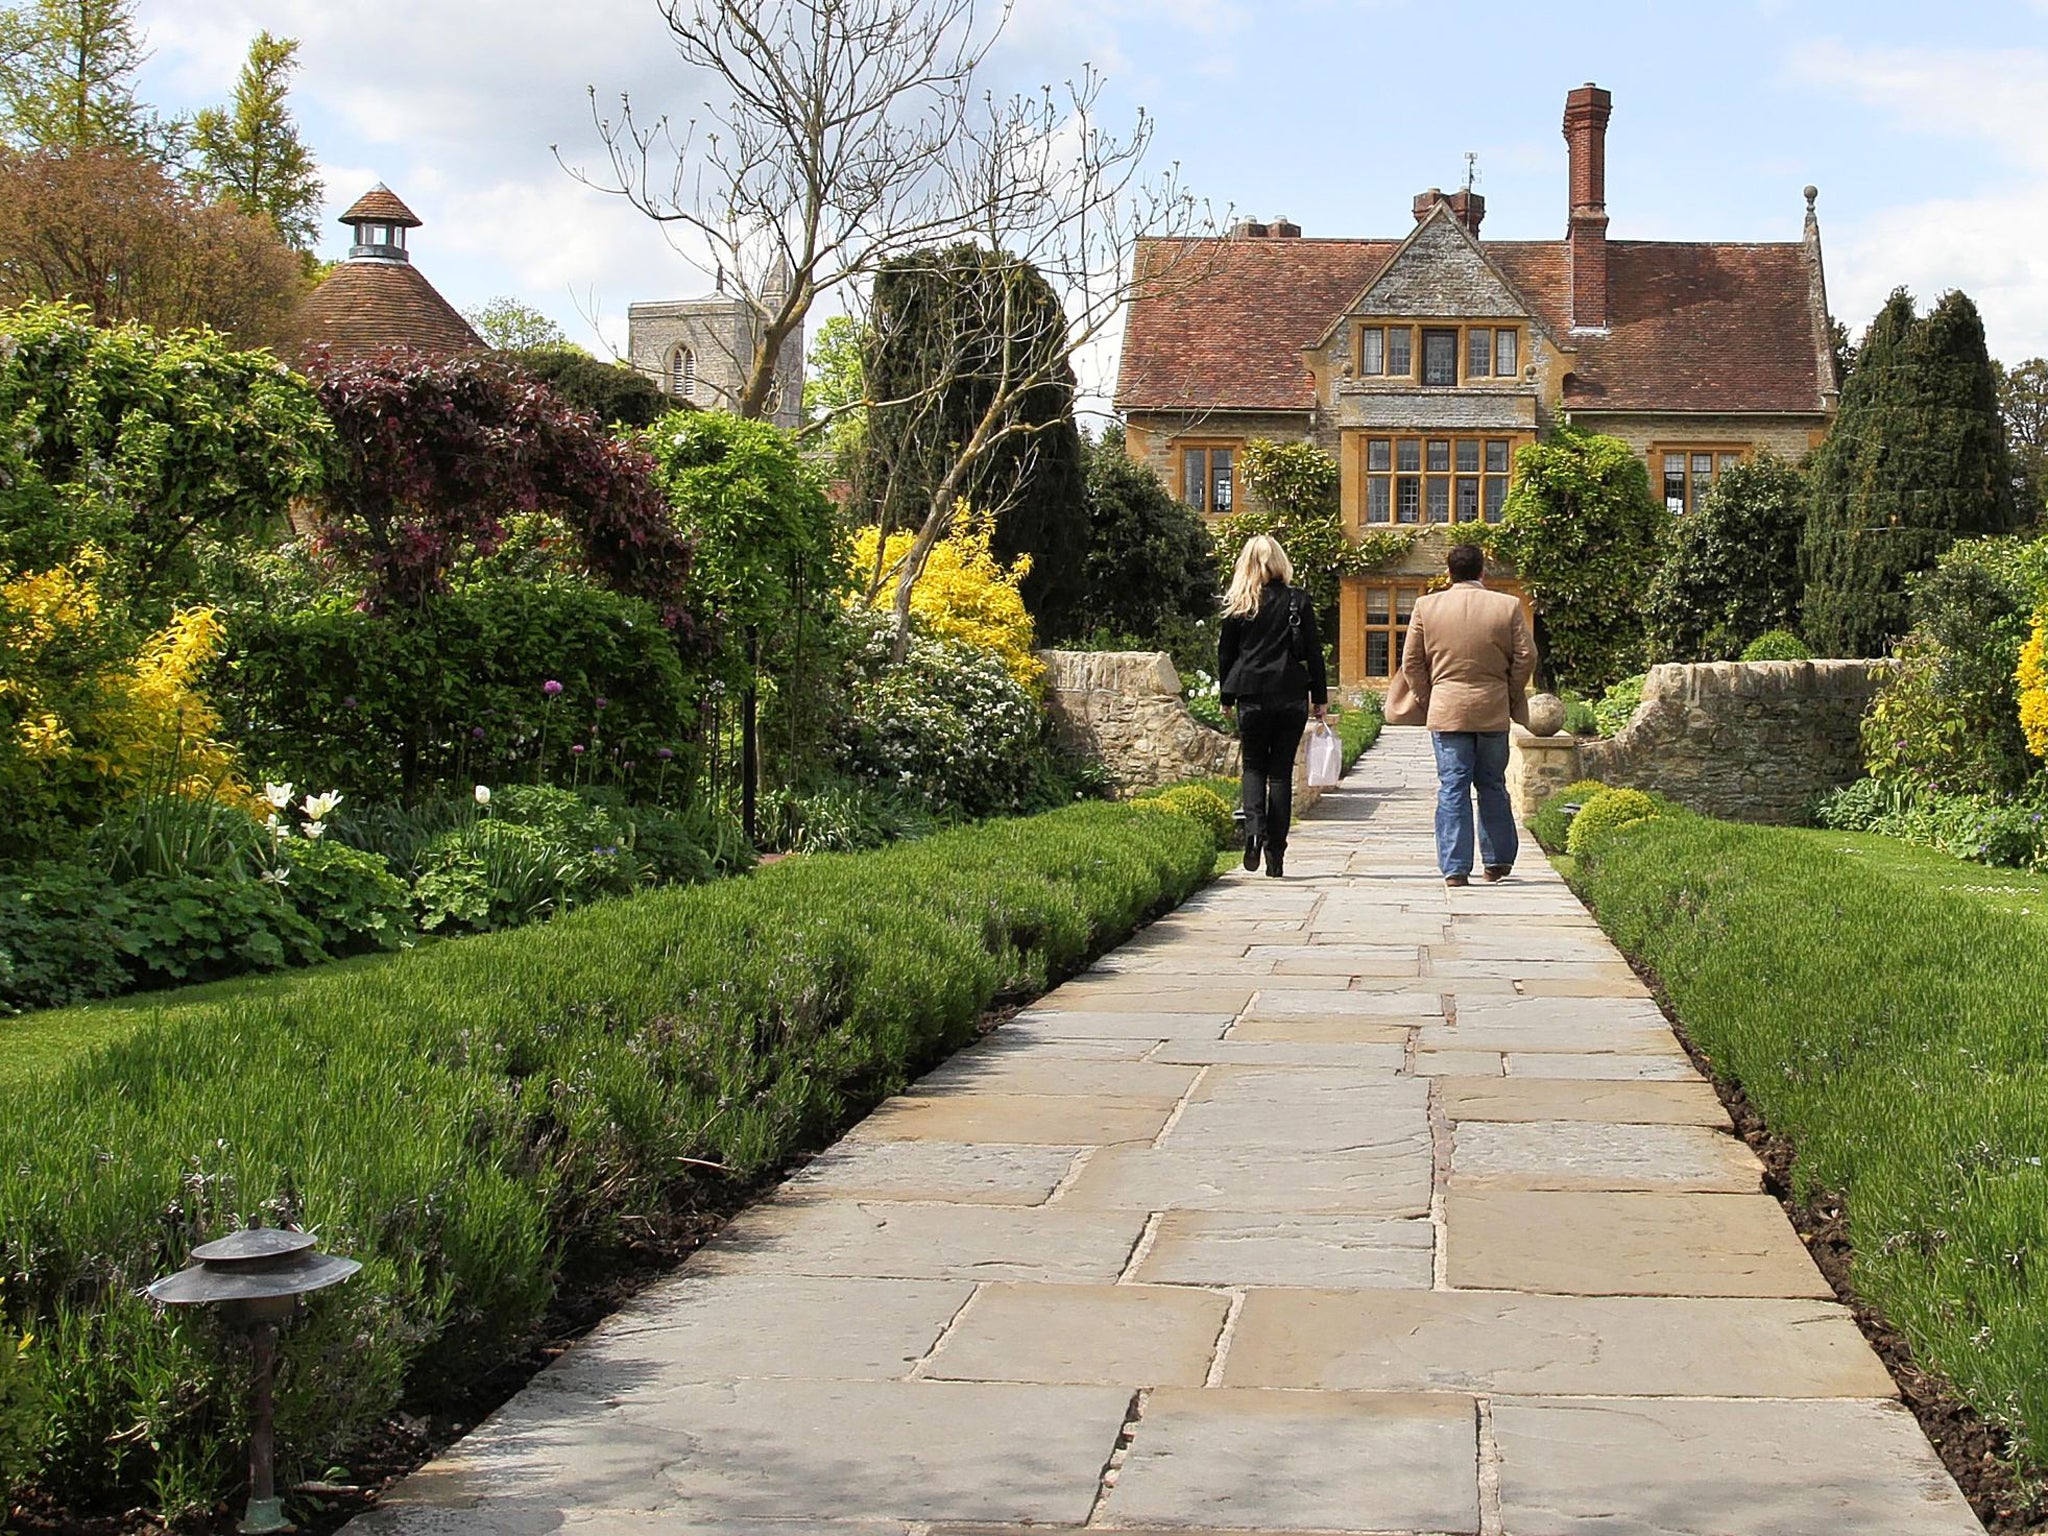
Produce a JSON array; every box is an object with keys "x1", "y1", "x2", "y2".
[{"x1": 571, "y1": 0, "x2": 1219, "y2": 654}]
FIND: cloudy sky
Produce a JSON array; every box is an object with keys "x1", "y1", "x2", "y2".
[{"x1": 135, "y1": 0, "x2": 2048, "y2": 398}]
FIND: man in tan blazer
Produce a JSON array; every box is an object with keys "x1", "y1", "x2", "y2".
[{"x1": 1397, "y1": 544, "x2": 1536, "y2": 886}]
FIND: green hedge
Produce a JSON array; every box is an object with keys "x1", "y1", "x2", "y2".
[
  {"x1": 0, "y1": 799, "x2": 1215, "y2": 1519},
  {"x1": 1572, "y1": 810, "x2": 2048, "y2": 1478},
  {"x1": 1337, "y1": 693, "x2": 1384, "y2": 770}
]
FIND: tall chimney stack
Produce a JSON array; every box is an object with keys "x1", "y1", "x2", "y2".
[{"x1": 1563, "y1": 83, "x2": 1612, "y2": 332}]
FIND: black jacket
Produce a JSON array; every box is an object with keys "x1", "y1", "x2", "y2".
[{"x1": 1217, "y1": 582, "x2": 1328, "y2": 707}]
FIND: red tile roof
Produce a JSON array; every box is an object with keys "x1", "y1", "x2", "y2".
[
  {"x1": 1117, "y1": 238, "x2": 1395, "y2": 412},
  {"x1": 1119, "y1": 234, "x2": 1831, "y2": 417},
  {"x1": 339, "y1": 184, "x2": 422, "y2": 227},
  {"x1": 288, "y1": 259, "x2": 484, "y2": 368}
]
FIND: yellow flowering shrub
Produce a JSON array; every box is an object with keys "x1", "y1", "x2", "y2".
[
  {"x1": 2018, "y1": 612, "x2": 2048, "y2": 760},
  {"x1": 0, "y1": 548, "x2": 255, "y2": 836},
  {"x1": 852, "y1": 505, "x2": 1043, "y2": 688}
]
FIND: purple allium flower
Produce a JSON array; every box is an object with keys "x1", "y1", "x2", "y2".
[
  {"x1": 623, "y1": 760, "x2": 636, "y2": 772},
  {"x1": 657, "y1": 747, "x2": 674, "y2": 761},
  {"x1": 594, "y1": 696, "x2": 608, "y2": 711},
  {"x1": 472, "y1": 726, "x2": 487, "y2": 740},
  {"x1": 342, "y1": 695, "x2": 358, "y2": 709},
  {"x1": 543, "y1": 679, "x2": 564, "y2": 697},
  {"x1": 570, "y1": 744, "x2": 585, "y2": 755}
]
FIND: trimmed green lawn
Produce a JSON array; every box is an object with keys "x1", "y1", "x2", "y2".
[{"x1": 1571, "y1": 810, "x2": 2048, "y2": 1476}]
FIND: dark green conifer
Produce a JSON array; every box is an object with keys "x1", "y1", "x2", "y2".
[{"x1": 1802, "y1": 288, "x2": 2021, "y2": 656}]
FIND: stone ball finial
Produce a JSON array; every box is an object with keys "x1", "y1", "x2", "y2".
[
  {"x1": 1524, "y1": 692, "x2": 1567, "y2": 737},
  {"x1": 1804, "y1": 185, "x2": 1819, "y2": 209}
]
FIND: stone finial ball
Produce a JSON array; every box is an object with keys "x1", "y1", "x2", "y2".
[{"x1": 1525, "y1": 692, "x2": 1567, "y2": 737}]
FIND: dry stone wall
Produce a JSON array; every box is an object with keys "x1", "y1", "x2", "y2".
[
  {"x1": 1037, "y1": 651, "x2": 1333, "y2": 809},
  {"x1": 1577, "y1": 660, "x2": 1886, "y2": 824}
]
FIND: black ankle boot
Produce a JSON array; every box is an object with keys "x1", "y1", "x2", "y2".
[
  {"x1": 1243, "y1": 834, "x2": 1261, "y2": 872},
  {"x1": 1264, "y1": 847, "x2": 1285, "y2": 878}
]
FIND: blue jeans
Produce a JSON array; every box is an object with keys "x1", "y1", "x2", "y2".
[{"x1": 1431, "y1": 730, "x2": 1518, "y2": 878}]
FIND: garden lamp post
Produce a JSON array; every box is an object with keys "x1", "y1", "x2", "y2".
[{"x1": 147, "y1": 1217, "x2": 360, "y2": 1535}]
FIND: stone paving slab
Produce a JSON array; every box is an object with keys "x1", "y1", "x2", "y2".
[
  {"x1": 1133, "y1": 1213, "x2": 1434, "y2": 1289},
  {"x1": 352, "y1": 730, "x2": 1981, "y2": 1536},
  {"x1": 922, "y1": 1283, "x2": 1228, "y2": 1385},
  {"x1": 852, "y1": 1092, "x2": 1169, "y2": 1145},
  {"x1": 1437, "y1": 1075, "x2": 1730, "y2": 1127},
  {"x1": 785, "y1": 1142, "x2": 1081, "y2": 1205},
  {"x1": 1449, "y1": 1120, "x2": 1761, "y2": 1192},
  {"x1": 1447, "y1": 1189, "x2": 1833, "y2": 1296},
  {"x1": 1099, "y1": 1389, "x2": 1479, "y2": 1534},
  {"x1": 1491, "y1": 1397, "x2": 1987, "y2": 1535},
  {"x1": 1223, "y1": 1290, "x2": 1895, "y2": 1397}
]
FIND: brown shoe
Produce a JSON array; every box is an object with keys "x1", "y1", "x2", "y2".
[
  {"x1": 1444, "y1": 874, "x2": 1469, "y2": 888},
  {"x1": 1482, "y1": 866, "x2": 1511, "y2": 883}
]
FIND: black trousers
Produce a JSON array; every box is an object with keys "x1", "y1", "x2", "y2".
[{"x1": 1237, "y1": 694, "x2": 1309, "y2": 853}]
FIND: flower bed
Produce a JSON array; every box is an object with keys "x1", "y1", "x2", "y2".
[{"x1": 0, "y1": 798, "x2": 1216, "y2": 1521}]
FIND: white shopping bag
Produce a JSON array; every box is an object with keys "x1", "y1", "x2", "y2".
[{"x1": 1305, "y1": 721, "x2": 1342, "y2": 787}]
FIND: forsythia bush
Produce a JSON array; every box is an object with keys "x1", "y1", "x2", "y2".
[
  {"x1": 853, "y1": 506, "x2": 1042, "y2": 687},
  {"x1": 2018, "y1": 612, "x2": 2048, "y2": 762},
  {"x1": 0, "y1": 548, "x2": 253, "y2": 850}
]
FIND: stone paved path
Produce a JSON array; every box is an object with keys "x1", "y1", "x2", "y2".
[{"x1": 357, "y1": 730, "x2": 1985, "y2": 1536}]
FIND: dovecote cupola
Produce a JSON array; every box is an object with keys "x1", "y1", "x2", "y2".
[{"x1": 340, "y1": 183, "x2": 422, "y2": 264}]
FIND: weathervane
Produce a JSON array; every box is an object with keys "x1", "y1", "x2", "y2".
[{"x1": 1464, "y1": 152, "x2": 1480, "y2": 195}]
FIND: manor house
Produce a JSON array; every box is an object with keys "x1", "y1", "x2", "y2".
[{"x1": 1114, "y1": 83, "x2": 1839, "y2": 689}]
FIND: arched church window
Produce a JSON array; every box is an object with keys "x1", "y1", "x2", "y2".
[{"x1": 669, "y1": 346, "x2": 696, "y2": 399}]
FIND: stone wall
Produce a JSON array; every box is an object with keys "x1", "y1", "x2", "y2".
[
  {"x1": 1574, "y1": 660, "x2": 1886, "y2": 824},
  {"x1": 1038, "y1": 651, "x2": 1332, "y2": 809}
]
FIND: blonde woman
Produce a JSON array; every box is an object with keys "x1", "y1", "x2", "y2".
[{"x1": 1217, "y1": 534, "x2": 1327, "y2": 877}]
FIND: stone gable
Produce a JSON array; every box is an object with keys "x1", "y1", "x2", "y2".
[{"x1": 1353, "y1": 214, "x2": 1530, "y2": 321}]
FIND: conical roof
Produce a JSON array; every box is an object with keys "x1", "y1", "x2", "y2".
[{"x1": 339, "y1": 183, "x2": 422, "y2": 227}]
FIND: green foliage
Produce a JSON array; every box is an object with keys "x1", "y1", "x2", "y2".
[
  {"x1": 276, "y1": 835, "x2": 411, "y2": 956},
  {"x1": 0, "y1": 859, "x2": 129, "y2": 1009},
  {"x1": 110, "y1": 868, "x2": 324, "y2": 983},
  {"x1": 1573, "y1": 811, "x2": 2048, "y2": 1477},
  {"x1": 1816, "y1": 776, "x2": 2048, "y2": 870},
  {"x1": 1219, "y1": 440, "x2": 1368, "y2": 617},
  {"x1": 1740, "y1": 629, "x2": 1813, "y2": 661},
  {"x1": 1497, "y1": 424, "x2": 1668, "y2": 692},
  {"x1": 0, "y1": 1290, "x2": 41, "y2": 1503},
  {"x1": 1564, "y1": 785, "x2": 1659, "y2": 859},
  {"x1": 0, "y1": 302, "x2": 330, "y2": 611},
  {"x1": 0, "y1": 0, "x2": 172, "y2": 157},
  {"x1": 221, "y1": 579, "x2": 693, "y2": 800},
  {"x1": 466, "y1": 297, "x2": 566, "y2": 351},
  {"x1": 1337, "y1": 692, "x2": 1383, "y2": 769},
  {"x1": 0, "y1": 798, "x2": 1213, "y2": 1515},
  {"x1": 1070, "y1": 428, "x2": 1218, "y2": 650},
  {"x1": 1140, "y1": 783, "x2": 1234, "y2": 849},
  {"x1": 188, "y1": 31, "x2": 321, "y2": 250},
  {"x1": 1996, "y1": 356, "x2": 2048, "y2": 522},
  {"x1": 1861, "y1": 536, "x2": 2047, "y2": 796},
  {"x1": 804, "y1": 314, "x2": 868, "y2": 480},
  {"x1": 833, "y1": 610, "x2": 1061, "y2": 819},
  {"x1": 1530, "y1": 777, "x2": 1611, "y2": 853},
  {"x1": 1592, "y1": 673, "x2": 1645, "y2": 738},
  {"x1": 1558, "y1": 692, "x2": 1599, "y2": 735},
  {"x1": 1803, "y1": 288, "x2": 2024, "y2": 656},
  {"x1": 506, "y1": 346, "x2": 667, "y2": 429},
  {"x1": 860, "y1": 245, "x2": 1088, "y2": 637},
  {"x1": 757, "y1": 777, "x2": 938, "y2": 854},
  {"x1": 1645, "y1": 452, "x2": 1808, "y2": 661}
]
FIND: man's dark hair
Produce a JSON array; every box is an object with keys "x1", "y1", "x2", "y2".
[{"x1": 1446, "y1": 544, "x2": 1485, "y2": 582}]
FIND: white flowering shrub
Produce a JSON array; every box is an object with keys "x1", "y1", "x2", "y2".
[{"x1": 837, "y1": 611, "x2": 1051, "y2": 819}]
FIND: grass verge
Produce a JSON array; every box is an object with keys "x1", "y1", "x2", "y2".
[
  {"x1": 0, "y1": 799, "x2": 1215, "y2": 1524},
  {"x1": 1568, "y1": 808, "x2": 2048, "y2": 1521}
]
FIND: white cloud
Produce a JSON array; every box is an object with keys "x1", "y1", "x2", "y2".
[{"x1": 1792, "y1": 38, "x2": 2048, "y2": 173}]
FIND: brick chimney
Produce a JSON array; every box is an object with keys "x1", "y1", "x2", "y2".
[
  {"x1": 1563, "y1": 83, "x2": 1612, "y2": 331},
  {"x1": 1267, "y1": 215, "x2": 1301, "y2": 238},
  {"x1": 1412, "y1": 187, "x2": 1485, "y2": 236}
]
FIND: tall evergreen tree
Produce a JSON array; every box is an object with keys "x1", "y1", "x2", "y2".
[
  {"x1": 858, "y1": 243, "x2": 1088, "y2": 639},
  {"x1": 1072, "y1": 427, "x2": 1216, "y2": 648},
  {"x1": 1802, "y1": 288, "x2": 2022, "y2": 656},
  {"x1": 0, "y1": 0, "x2": 166, "y2": 156},
  {"x1": 1644, "y1": 452, "x2": 1808, "y2": 661},
  {"x1": 190, "y1": 31, "x2": 322, "y2": 250}
]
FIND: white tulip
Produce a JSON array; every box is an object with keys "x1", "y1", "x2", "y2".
[
  {"x1": 302, "y1": 790, "x2": 343, "y2": 821},
  {"x1": 303, "y1": 820, "x2": 327, "y2": 840},
  {"x1": 264, "y1": 782, "x2": 294, "y2": 810},
  {"x1": 474, "y1": 785, "x2": 492, "y2": 806}
]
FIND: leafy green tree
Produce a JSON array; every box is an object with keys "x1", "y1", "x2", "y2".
[
  {"x1": 0, "y1": 0, "x2": 171, "y2": 156},
  {"x1": 858, "y1": 244, "x2": 1088, "y2": 639},
  {"x1": 1643, "y1": 452, "x2": 1808, "y2": 661},
  {"x1": 1497, "y1": 424, "x2": 1668, "y2": 691},
  {"x1": 804, "y1": 314, "x2": 867, "y2": 479},
  {"x1": 503, "y1": 346, "x2": 666, "y2": 429},
  {"x1": 464, "y1": 295, "x2": 567, "y2": 351},
  {"x1": 1996, "y1": 356, "x2": 2048, "y2": 523},
  {"x1": 189, "y1": 31, "x2": 321, "y2": 250},
  {"x1": 1803, "y1": 288, "x2": 2023, "y2": 656},
  {"x1": 1069, "y1": 427, "x2": 1216, "y2": 648},
  {"x1": 0, "y1": 300, "x2": 329, "y2": 611}
]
